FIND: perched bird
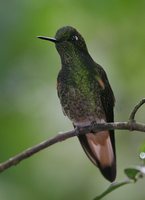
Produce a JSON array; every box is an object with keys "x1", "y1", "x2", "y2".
[{"x1": 38, "y1": 26, "x2": 116, "y2": 182}]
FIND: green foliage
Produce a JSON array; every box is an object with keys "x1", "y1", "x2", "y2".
[
  {"x1": 124, "y1": 167, "x2": 143, "y2": 181},
  {"x1": 94, "y1": 165, "x2": 145, "y2": 200},
  {"x1": 94, "y1": 180, "x2": 131, "y2": 200}
]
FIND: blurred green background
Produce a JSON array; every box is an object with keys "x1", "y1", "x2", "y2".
[{"x1": 1, "y1": 0, "x2": 145, "y2": 199}]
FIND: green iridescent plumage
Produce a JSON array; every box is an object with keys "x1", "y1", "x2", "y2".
[{"x1": 38, "y1": 26, "x2": 116, "y2": 182}]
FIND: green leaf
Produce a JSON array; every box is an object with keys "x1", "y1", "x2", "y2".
[
  {"x1": 93, "y1": 180, "x2": 131, "y2": 200},
  {"x1": 124, "y1": 166, "x2": 145, "y2": 182},
  {"x1": 93, "y1": 165, "x2": 145, "y2": 200},
  {"x1": 124, "y1": 168, "x2": 141, "y2": 181}
]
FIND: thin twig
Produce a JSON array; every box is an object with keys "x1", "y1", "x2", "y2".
[
  {"x1": 0, "y1": 99, "x2": 145, "y2": 173},
  {"x1": 0, "y1": 129, "x2": 77, "y2": 172},
  {"x1": 0, "y1": 121, "x2": 145, "y2": 173},
  {"x1": 129, "y1": 98, "x2": 145, "y2": 121}
]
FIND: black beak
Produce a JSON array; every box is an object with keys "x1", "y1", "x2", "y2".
[{"x1": 37, "y1": 36, "x2": 58, "y2": 43}]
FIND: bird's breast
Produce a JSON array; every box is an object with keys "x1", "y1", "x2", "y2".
[{"x1": 57, "y1": 78, "x2": 105, "y2": 123}]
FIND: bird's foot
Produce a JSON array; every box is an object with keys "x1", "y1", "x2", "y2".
[
  {"x1": 75, "y1": 126, "x2": 85, "y2": 135},
  {"x1": 90, "y1": 121, "x2": 97, "y2": 133}
]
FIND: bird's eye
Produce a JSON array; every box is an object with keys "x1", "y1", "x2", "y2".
[{"x1": 71, "y1": 35, "x2": 79, "y2": 41}]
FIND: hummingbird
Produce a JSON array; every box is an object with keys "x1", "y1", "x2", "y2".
[{"x1": 38, "y1": 26, "x2": 116, "y2": 182}]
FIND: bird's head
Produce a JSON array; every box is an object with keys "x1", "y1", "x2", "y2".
[{"x1": 38, "y1": 26, "x2": 88, "y2": 54}]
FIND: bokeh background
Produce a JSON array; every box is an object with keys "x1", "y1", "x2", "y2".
[{"x1": 1, "y1": 0, "x2": 145, "y2": 200}]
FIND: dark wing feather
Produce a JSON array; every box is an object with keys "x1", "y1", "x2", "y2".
[
  {"x1": 97, "y1": 63, "x2": 116, "y2": 179},
  {"x1": 78, "y1": 63, "x2": 116, "y2": 182}
]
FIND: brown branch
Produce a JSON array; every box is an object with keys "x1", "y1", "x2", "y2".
[
  {"x1": 0, "y1": 99, "x2": 145, "y2": 173},
  {"x1": 129, "y1": 98, "x2": 145, "y2": 121}
]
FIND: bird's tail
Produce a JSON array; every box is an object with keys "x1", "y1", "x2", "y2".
[{"x1": 78, "y1": 130, "x2": 116, "y2": 182}]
